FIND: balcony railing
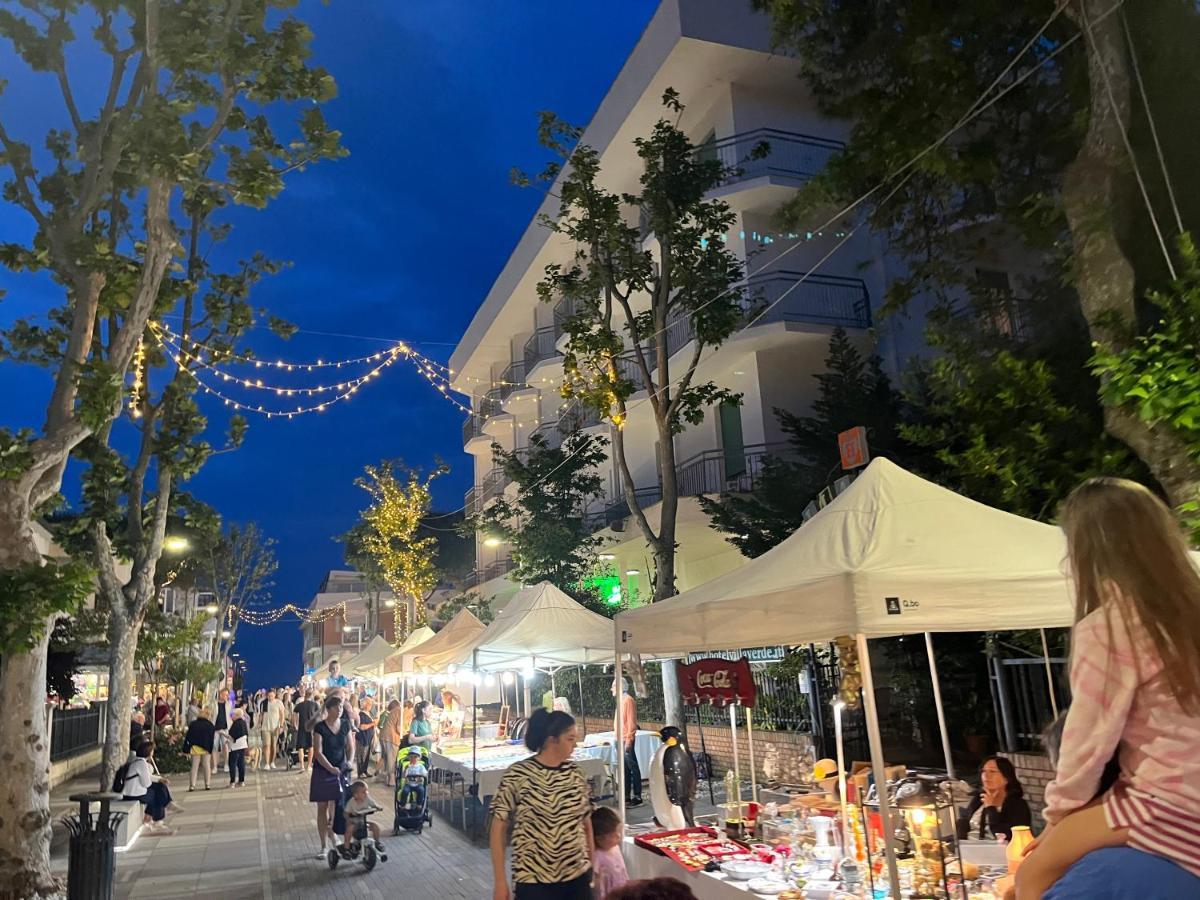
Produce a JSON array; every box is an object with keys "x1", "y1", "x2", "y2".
[
  {"x1": 524, "y1": 326, "x2": 560, "y2": 373},
  {"x1": 496, "y1": 360, "x2": 527, "y2": 402},
  {"x1": 462, "y1": 414, "x2": 487, "y2": 446},
  {"x1": 743, "y1": 271, "x2": 871, "y2": 329},
  {"x1": 552, "y1": 296, "x2": 580, "y2": 336},
  {"x1": 603, "y1": 485, "x2": 665, "y2": 526},
  {"x1": 531, "y1": 420, "x2": 563, "y2": 449},
  {"x1": 558, "y1": 400, "x2": 604, "y2": 434},
  {"x1": 464, "y1": 486, "x2": 479, "y2": 518},
  {"x1": 706, "y1": 128, "x2": 844, "y2": 189},
  {"x1": 483, "y1": 558, "x2": 515, "y2": 582},
  {"x1": 479, "y1": 467, "x2": 510, "y2": 505}
]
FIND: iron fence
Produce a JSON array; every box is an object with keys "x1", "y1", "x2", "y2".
[
  {"x1": 50, "y1": 703, "x2": 105, "y2": 762},
  {"x1": 707, "y1": 128, "x2": 844, "y2": 188},
  {"x1": 989, "y1": 654, "x2": 1070, "y2": 752}
]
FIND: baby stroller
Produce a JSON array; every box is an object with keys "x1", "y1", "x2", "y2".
[
  {"x1": 276, "y1": 721, "x2": 297, "y2": 770},
  {"x1": 393, "y1": 746, "x2": 432, "y2": 835}
]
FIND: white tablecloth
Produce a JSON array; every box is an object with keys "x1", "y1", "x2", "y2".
[
  {"x1": 430, "y1": 747, "x2": 608, "y2": 799},
  {"x1": 622, "y1": 838, "x2": 784, "y2": 899},
  {"x1": 583, "y1": 729, "x2": 659, "y2": 777}
]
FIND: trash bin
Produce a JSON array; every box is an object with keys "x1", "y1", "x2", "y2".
[{"x1": 65, "y1": 792, "x2": 125, "y2": 900}]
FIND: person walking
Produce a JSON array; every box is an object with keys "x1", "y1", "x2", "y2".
[
  {"x1": 612, "y1": 677, "x2": 642, "y2": 807},
  {"x1": 262, "y1": 689, "x2": 286, "y2": 770},
  {"x1": 293, "y1": 689, "x2": 319, "y2": 773},
  {"x1": 1016, "y1": 478, "x2": 1200, "y2": 897},
  {"x1": 228, "y1": 708, "x2": 249, "y2": 788},
  {"x1": 183, "y1": 708, "x2": 216, "y2": 791},
  {"x1": 310, "y1": 694, "x2": 354, "y2": 858},
  {"x1": 356, "y1": 696, "x2": 377, "y2": 778},
  {"x1": 382, "y1": 699, "x2": 403, "y2": 786},
  {"x1": 213, "y1": 688, "x2": 234, "y2": 774},
  {"x1": 490, "y1": 708, "x2": 594, "y2": 900}
]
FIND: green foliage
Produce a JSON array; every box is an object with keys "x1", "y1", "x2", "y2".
[
  {"x1": 468, "y1": 431, "x2": 608, "y2": 589},
  {"x1": 701, "y1": 329, "x2": 917, "y2": 557},
  {"x1": 1093, "y1": 234, "x2": 1200, "y2": 457},
  {"x1": 0, "y1": 428, "x2": 34, "y2": 479},
  {"x1": 0, "y1": 557, "x2": 95, "y2": 653},
  {"x1": 434, "y1": 591, "x2": 494, "y2": 626}
]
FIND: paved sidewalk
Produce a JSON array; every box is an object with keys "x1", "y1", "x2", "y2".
[{"x1": 51, "y1": 764, "x2": 492, "y2": 898}]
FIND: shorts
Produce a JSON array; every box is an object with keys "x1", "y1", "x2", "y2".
[
  {"x1": 190, "y1": 746, "x2": 209, "y2": 757},
  {"x1": 513, "y1": 871, "x2": 593, "y2": 900},
  {"x1": 296, "y1": 729, "x2": 313, "y2": 750}
]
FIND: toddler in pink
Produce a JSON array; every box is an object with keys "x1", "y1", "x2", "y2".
[{"x1": 591, "y1": 806, "x2": 629, "y2": 898}]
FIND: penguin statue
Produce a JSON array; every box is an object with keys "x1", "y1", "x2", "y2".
[{"x1": 648, "y1": 726, "x2": 697, "y2": 828}]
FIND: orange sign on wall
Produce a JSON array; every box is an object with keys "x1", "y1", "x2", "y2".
[{"x1": 838, "y1": 426, "x2": 869, "y2": 470}]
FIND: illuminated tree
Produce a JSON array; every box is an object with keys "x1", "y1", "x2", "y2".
[{"x1": 355, "y1": 461, "x2": 446, "y2": 635}]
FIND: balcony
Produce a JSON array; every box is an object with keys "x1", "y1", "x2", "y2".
[
  {"x1": 552, "y1": 296, "x2": 580, "y2": 336},
  {"x1": 479, "y1": 467, "x2": 511, "y2": 505},
  {"x1": 742, "y1": 271, "x2": 871, "y2": 330},
  {"x1": 464, "y1": 486, "x2": 478, "y2": 518},
  {"x1": 706, "y1": 128, "x2": 843, "y2": 189},
  {"x1": 597, "y1": 443, "x2": 790, "y2": 532},
  {"x1": 497, "y1": 360, "x2": 527, "y2": 402},
  {"x1": 524, "y1": 326, "x2": 560, "y2": 374},
  {"x1": 462, "y1": 414, "x2": 487, "y2": 447},
  {"x1": 483, "y1": 558, "x2": 515, "y2": 582},
  {"x1": 530, "y1": 419, "x2": 563, "y2": 450},
  {"x1": 557, "y1": 400, "x2": 604, "y2": 435}
]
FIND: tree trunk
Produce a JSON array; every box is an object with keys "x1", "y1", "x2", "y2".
[
  {"x1": 0, "y1": 500, "x2": 62, "y2": 898},
  {"x1": 100, "y1": 604, "x2": 143, "y2": 792},
  {"x1": 1065, "y1": 0, "x2": 1200, "y2": 508}
]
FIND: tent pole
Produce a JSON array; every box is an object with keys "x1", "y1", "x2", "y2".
[
  {"x1": 695, "y1": 705, "x2": 715, "y2": 807},
  {"x1": 857, "y1": 633, "x2": 901, "y2": 898},
  {"x1": 472, "y1": 648, "x2": 479, "y2": 837},
  {"x1": 577, "y1": 666, "x2": 586, "y2": 739},
  {"x1": 834, "y1": 700, "x2": 850, "y2": 850},
  {"x1": 745, "y1": 703, "x2": 759, "y2": 807},
  {"x1": 551, "y1": 670, "x2": 557, "y2": 706},
  {"x1": 728, "y1": 705, "x2": 742, "y2": 825},
  {"x1": 924, "y1": 632, "x2": 956, "y2": 781},
  {"x1": 614, "y1": 628, "x2": 626, "y2": 823},
  {"x1": 1039, "y1": 629, "x2": 1060, "y2": 719}
]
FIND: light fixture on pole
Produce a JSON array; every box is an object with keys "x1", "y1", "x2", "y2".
[
  {"x1": 204, "y1": 603, "x2": 219, "y2": 615},
  {"x1": 483, "y1": 535, "x2": 503, "y2": 547},
  {"x1": 163, "y1": 535, "x2": 190, "y2": 554}
]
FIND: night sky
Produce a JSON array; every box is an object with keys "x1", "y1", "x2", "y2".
[{"x1": 0, "y1": 2, "x2": 659, "y2": 689}]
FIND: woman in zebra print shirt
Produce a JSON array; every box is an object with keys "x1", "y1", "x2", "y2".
[{"x1": 490, "y1": 708, "x2": 595, "y2": 900}]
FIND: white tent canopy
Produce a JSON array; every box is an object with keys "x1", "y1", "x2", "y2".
[
  {"x1": 616, "y1": 457, "x2": 1079, "y2": 656},
  {"x1": 438, "y1": 581, "x2": 624, "y2": 672},
  {"x1": 410, "y1": 609, "x2": 486, "y2": 674},
  {"x1": 345, "y1": 635, "x2": 396, "y2": 679},
  {"x1": 382, "y1": 625, "x2": 436, "y2": 676}
]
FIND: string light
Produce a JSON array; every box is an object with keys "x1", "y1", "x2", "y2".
[
  {"x1": 230, "y1": 600, "x2": 348, "y2": 626},
  {"x1": 154, "y1": 322, "x2": 407, "y2": 370},
  {"x1": 130, "y1": 336, "x2": 146, "y2": 417}
]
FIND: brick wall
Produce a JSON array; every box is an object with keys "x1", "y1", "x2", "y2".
[
  {"x1": 1000, "y1": 750, "x2": 1054, "y2": 828},
  {"x1": 581, "y1": 716, "x2": 817, "y2": 782}
]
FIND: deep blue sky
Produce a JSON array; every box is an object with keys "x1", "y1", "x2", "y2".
[{"x1": 0, "y1": 2, "x2": 659, "y2": 689}]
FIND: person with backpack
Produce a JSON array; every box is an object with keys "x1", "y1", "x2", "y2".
[{"x1": 118, "y1": 741, "x2": 177, "y2": 836}]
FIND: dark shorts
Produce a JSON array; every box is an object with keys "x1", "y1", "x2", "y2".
[
  {"x1": 295, "y1": 729, "x2": 313, "y2": 750},
  {"x1": 513, "y1": 871, "x2": 592, "y2": 900},
  {"x1": 309, "y1": 767, "x2": 342, "y2": 803}
]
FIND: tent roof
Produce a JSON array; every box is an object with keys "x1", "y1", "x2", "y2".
[
  {"x1": 440, "y1": 581, "x2": 622, "y2": 671},
  {"x1": 409, "y1": 609, "x2": 486, "y2": 674},
  {"x1": 345, "y1": 635, "x2": 396, "y2": 678},
  {"x1": 615, "y1": 458, "x2": 1079, "y2": 656},
  {"x1": 382, "y1": 625, "x2": 437, "y2": 675}
]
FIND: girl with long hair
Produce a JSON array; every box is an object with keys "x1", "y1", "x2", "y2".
[{"x1": 1015, "y1": 478, "x2": 1200, "y2": 898}]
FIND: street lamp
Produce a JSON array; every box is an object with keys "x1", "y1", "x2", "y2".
[
  {"x1": 220, "y1": 629, "x2": 231, "y2": 639},
  {"x1": 163, "y1": 535, "x2": 190, "y2": 554},
  {"x1": 342, "y1": 624, "x2": 364, "y2": 649},
  {"x1": 204, "y1": 603, "x2": 219, "y2": 615},
  {"x1": 384, "y1": 598, "x2": 396, "y2": 608},
  {"x1": 483, "y1": 535, "x2": 502, "y2": 547}
]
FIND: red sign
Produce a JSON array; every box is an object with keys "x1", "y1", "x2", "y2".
[
  {"x1": 838, "y1": 426, "x2": 869, "y2": 470},
  {"x1": 678, "y1": 657, "x2": 756, "y2": 708}
]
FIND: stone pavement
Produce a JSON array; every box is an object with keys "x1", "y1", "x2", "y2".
[{"x1": 51, "y1": 763, "x2": 493, "y2": 899}]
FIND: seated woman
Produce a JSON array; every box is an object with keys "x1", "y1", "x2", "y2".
[
  {"x1": 957, "y1": 756, "x2": 1032, "y2": 841},
  {"x1": 122, "y1": 741, "x2": 177, "y2": 836}
]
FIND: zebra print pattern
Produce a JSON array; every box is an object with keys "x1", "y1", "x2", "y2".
[{"x1": 492, "y1": 758, "x2": 592, "y2": 885}]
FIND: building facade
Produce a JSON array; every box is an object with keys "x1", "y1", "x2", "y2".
[
  {"x1": 300, "y1": 569, "x2": 403, "y2": 675},
  {"x1": 450, "y1": 0, "x2": 942, "y2": 601}
]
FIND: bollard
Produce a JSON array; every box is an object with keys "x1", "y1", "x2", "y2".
[{"x1": 65, "y1": 792, "x2": 126, "y2": 900}]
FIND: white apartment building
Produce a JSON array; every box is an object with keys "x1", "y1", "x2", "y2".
[{"x1": 450, "y1": 0, "x2": 943, "y2": 602}]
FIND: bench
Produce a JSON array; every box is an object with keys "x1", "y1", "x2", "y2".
[{"x1": 85, "y1": 799, "x2": 144, "y2": 850}]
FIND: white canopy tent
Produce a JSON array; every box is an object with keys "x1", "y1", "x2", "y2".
[
  {"x1": 410, "y1": 608, "x2": 486, "y2": 674},
  {"x1": 344, "y1": 635, "x2": 397, "y2": 680},
  {"x1": 612, "y1": 458, "x2": 1086, "y2": 896},
  {"x1": 381, "y1": 625, "x2": 437, "y2": 678},
  {"x1": 435, "y1": 581, "x2": 624, "y2": 672}
]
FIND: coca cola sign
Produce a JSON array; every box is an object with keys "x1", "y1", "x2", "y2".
[{"x1": 678, "y1": 657, "x2": 756, "y2": 708}]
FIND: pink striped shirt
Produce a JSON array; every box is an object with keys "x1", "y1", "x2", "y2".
[{"x1": 1044, "y1": 604, "x2": 1200, "y2": 830}]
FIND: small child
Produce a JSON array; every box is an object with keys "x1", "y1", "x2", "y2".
[
  {"x1": 343, "y1": 780, "x2": 385, "y2": 852},
  {"x1": 399, "y1": 747, "x2": 428, "y2": 812},
  {"x1": 591, "y1": 806, "x2": 628, "y2": 899}
]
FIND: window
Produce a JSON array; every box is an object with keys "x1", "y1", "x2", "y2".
[
  {"x1": 161, "y1": 588, "x2": 178, "y2": 615},
  {"x1": 974, "y1": 268, "x2": 1027, "y2": 340},
  {"x1": 719, "y1": 402, "x2": 746, "y2": 482}
]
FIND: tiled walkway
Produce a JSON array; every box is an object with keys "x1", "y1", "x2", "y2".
[{"x1": 51, "y1": 764, "x2": 492, "y2": 899}]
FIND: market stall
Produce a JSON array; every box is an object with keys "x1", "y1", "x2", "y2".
[
  {"x1": 613, "y1": 458, "x2": 1087, "y2": 897},
  {"x1": 380, "y1": 625, "x2": 437, "y2": 681},
  {"x1": 343, "y1": 634, "x2": 396, "y2": 680}
]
